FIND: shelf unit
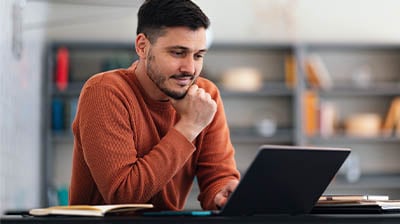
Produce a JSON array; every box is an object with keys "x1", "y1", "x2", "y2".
[
  {"x1": 297, "y1": 44, "x2": 400, "y2": 144},
  {"x1": 296, "y1": 44, "x2": 400, "y2": 199},
  {"x1": 42, "y1": 42, "x2": 137, "y2": 206},
  {"x1": 42, "y1": 42, "x2": 400, "y2": 208},
  {"x1": 202, "y1": 44, "x2": 298, "y2": 179}
]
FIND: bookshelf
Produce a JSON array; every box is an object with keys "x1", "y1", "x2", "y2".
[
  {"x1": 298, "y1": 44, "x2": 400, "y2": 142},
  {"x1": 297, "y1": 44, "x2": 400, "y2": 199},
  {"x1": 204, "y1": 43, "x2": 296, "y2": 147},
  {"x1": 42, "y1": 42, "x2": 400, "y2": 208},
  {"x1": 42, "y1": 42, "x2": 137, "y2": 206},
  {"x1": 202, "y1": 44, "x2": 297, "y2": 185}
]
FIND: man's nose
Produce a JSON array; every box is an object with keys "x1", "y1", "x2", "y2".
[{"x1": 179, "y1": 56, "x2": 196, "y2": 75}]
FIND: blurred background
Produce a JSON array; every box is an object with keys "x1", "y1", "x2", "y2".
[{"x1": 1, "y1": 0, "x2": 400, "y2": 213}]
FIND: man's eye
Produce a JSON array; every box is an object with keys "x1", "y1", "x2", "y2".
[
  {"x1": 171, "y1": 51, "x2": 185, "y2": 57},
  {"x1": 195, "y1": 54, "x2": 204, "y2": 59}
]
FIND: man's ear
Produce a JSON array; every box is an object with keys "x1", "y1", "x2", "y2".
[{"x1": 135, "y1": 33, "x2": 149, "y2": 59}]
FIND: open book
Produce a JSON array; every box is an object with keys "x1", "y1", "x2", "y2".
[{"x1": 29, "y1": 204, "x2": 154, "y2": 217}]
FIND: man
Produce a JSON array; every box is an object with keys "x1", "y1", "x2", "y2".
[{"x1": 69, "y1": 0, "x2": 240, "y2": 211}]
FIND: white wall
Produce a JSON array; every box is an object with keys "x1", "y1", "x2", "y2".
[
  {"x1": 199, "y1": 0, "x2": 400, "y2": 44},
  {"x1": 0, "y1": 0, "x2": 45, "y2": 214},
  {"x1": 31, "y1": 0, "x2": 400, "y2": 44}
]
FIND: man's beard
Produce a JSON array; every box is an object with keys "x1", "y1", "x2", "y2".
[{"x1": 146, "y1": 54, "x2": 196, "y2": 100}]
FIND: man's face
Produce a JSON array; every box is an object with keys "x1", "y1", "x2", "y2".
[{"x1": 145, "y1": 27, "x2": 207, "y2": 99}]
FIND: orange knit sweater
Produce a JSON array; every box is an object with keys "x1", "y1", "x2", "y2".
[{"x1": 69, "y1": 62, "x2": 240, "y2": 210}]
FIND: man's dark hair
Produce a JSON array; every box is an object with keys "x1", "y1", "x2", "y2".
[{"x1": 137, "y1": 0, "x2": 210, "y2": 43}]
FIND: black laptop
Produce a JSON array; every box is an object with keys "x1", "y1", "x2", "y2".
[{"x1": 144, "y1": 144, "x2": 351, "y2": 216}]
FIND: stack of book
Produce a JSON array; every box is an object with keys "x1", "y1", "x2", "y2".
[{"x1": 313, "y1": 195, "x2": 400, "y2": 214}]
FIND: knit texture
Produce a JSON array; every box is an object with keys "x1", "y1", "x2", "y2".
[{"x1": 69, "y1": 61, "x2": 240, "y2": 210}]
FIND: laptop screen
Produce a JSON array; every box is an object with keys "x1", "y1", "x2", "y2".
[{"x1": 220, "y1": 144, "x2": 351, "y2": 216}]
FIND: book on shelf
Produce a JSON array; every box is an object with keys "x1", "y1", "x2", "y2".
[
  {"x1": 382, "y1": 97, "x2": 400, "y2": 137},
  {"x1": 304, "y1": 54, "x2": 333, "y2": 90},
  {"x1": 303, "y1": 90, "x2": 319, "y2": 136},
  {"x1": 52, "y1": 98, "x2": 64, "y2": 131},
  {"x1": 284, "y1": 54, "x2": 297, "y2": 88},
  {"x1": 55, "y1": 47, "x2": 69, "y2": 91},
  {"x1": 319, "y1": 101, "x2": 337, "y2": 137},
  {"x1": 29, "y1": 204, "x2": 154, "y2": 217},
  {"x1": 64, "y1": 98, "x2": 78, "y2": 131}
]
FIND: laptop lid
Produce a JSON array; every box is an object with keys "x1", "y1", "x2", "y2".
[{"x1": 219, "y1": 144, "x2": 351, "y2": 216}]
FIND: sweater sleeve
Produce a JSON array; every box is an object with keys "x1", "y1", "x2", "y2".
[
  {"x1": 196, "y1": 83, "x2": 240, "y2": 210},
  {"x1": 76, "y1": 82, "x2": 195, "y2": 204}
]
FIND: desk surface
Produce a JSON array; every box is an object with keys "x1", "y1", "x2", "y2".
[{"x1": 2, "y1": 214, "x2": 400, "y2": 224}]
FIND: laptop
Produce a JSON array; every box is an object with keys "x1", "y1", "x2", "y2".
[{"x1": 144, "y1": 144, "x2": 351, "y2": 216}]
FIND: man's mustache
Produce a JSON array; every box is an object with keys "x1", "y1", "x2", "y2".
[{"x1": 171, "y1": 74, "x2": 195, "y2": 79}]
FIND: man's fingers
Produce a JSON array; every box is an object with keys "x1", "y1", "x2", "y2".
[
  {"x1": 196, "y1": 87, "x2": 205, "y2": 95},
  {"x1": 188, "y1": 84, "x2": 199, "y2": 95},
  {"x1": 214, "y1": 192, "x2": 228, "y2": 208}
]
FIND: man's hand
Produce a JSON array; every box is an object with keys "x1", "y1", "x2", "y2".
[
  {"x1": 171, "y1": 84, "x2": 217, "y2": 141},
  {"x1": 214, "y1": 179, "x2": 239, "y2": 209}
]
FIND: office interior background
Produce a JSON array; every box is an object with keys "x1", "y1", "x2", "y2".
[{"x1": 1, "y1": 0, "x2": 400, "y2": 214}]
